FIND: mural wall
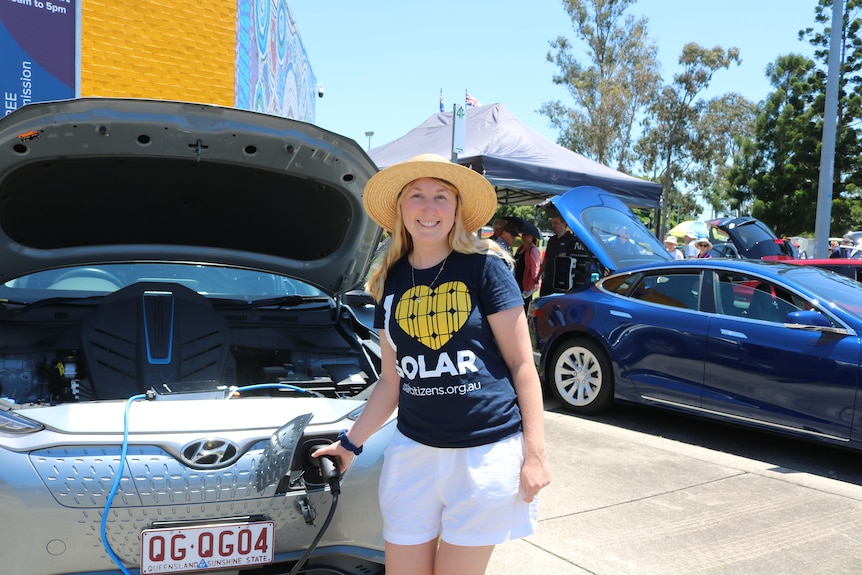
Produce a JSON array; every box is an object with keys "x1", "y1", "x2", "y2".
[{"x1": 235, "y1": 0, "x2": 316, "y2": 122}]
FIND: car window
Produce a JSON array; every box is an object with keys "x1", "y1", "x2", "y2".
[
  {"x1": 602, "y1": 273, "x2": 640, "y2": 295},
  {"x1": 623, "y1": 271, "x2": 701, "y2": 310},
  {"x1": 714, "y1": 272, "x2": 808, "y2": 323}
]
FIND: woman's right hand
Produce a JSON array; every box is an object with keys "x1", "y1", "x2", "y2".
[{"x1": 311, "y1": 440, "x2": 355, "y2": 474}]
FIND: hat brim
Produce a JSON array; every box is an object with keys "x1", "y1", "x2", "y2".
[
  {"x1": 363, "y1": 154, "x2": 497, "y2": 232},
  {"x1": 520, "y1": 220, "x2": 542, "y2": 239}
]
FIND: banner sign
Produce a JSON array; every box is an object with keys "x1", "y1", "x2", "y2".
[
  {"x1": 1, "y1": 0, "x2": 77, "y2": 117},
  {"x1": 452, "y1": 103, "x2": 466, "y2": 160}
]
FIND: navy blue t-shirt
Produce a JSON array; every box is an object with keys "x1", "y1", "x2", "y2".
[{"x1": 373, "y1": 251, "x2": 524, "y2": 448}]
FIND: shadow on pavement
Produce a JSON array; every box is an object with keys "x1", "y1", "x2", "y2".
[{"x1": 545, "y1": 398, "x2": 862, "y2": 487}]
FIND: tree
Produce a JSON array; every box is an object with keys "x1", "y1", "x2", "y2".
[
  {"x1": 694, "y1": 93, "x2": 757, "y2": 216},
  {"x1": 727, "y1": 54, "x2": 820, "y2": 235},
  {"x1": 636, "y1": 43, "x2": 742, "y2": 236},
  {"x1": 729, "y1": 0, "x2": 862, "y2": 236},
  {"x1": 540, "y1": 0, "x2": 660, "y2": 172}
]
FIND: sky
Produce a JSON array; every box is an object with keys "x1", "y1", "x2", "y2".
[{"x1": 288, "y1": 0, "x2": 820, "y2": 156}]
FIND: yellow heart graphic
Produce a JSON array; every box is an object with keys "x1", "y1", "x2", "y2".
[{"x1": 395, "y1": 281, "x2": 471, "y2": 350}]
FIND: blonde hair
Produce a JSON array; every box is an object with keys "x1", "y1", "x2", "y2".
[{"x1": 366, "y1": 177, "x2": 511, "y2": 302}]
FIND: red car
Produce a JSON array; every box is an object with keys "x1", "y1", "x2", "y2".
[{"x1": 783, "y1": 258, "x2": 862, "y2": 282}]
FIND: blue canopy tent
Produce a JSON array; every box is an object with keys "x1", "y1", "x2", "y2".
[{"x1": 369, "y1": 103, "x2": 661, "y2": 209}]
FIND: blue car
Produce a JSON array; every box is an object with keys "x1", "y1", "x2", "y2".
[{"x1": 530, "y1": 186, "x2": 862, "y2": 449}]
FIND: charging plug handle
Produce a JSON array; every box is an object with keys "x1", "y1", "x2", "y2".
[{"x1": 309, "y1": 443, "x2": 342, "y2": 494}]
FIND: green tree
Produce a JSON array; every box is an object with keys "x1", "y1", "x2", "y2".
[
  {"x1": 727, "y1": 54, "x2": 820, "y2": 235},
  {"x1": 540, "y1": 0, "x2": 661, "y2": 172},
  {"x1": 636, "y1": 43, "x2": 742, "y2": 236},
  {"x1": 729, "y1": 0, "x2": 862, "y2": 236},
  {"x1": 695, "y1": 93, "x2": 757, "y2": 216}
]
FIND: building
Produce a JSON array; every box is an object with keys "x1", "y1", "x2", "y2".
[{"x1": 1, "y1": 0, "x2": 317, "y2": 121}]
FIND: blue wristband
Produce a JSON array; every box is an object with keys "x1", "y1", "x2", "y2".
[{"x1": 337, "y1": 429, "x2": 363, "y2": 455}]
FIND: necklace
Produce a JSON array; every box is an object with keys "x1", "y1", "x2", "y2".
[{"x1": 411, "y1": 253, "x2": 450, "y2": 302}]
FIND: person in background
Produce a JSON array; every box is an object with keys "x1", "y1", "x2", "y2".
[
  {"x1": 488, "y1": 218, "x2": 509, "y2": 250},
  {"x1": 313, "y1": 153, "x2": 551, "y2": 575},
  {"x1": 537, "y1": 211, "x2": 576, "y2": 296},
  {"x1": 683, "y1": 230, "x2": 699, "y2": 258},
  {"x1": 664, "y1": 235, "x2": 684, "y2": 260},
  {"x1": 499, "y1": 222, "x2": 519, "y2": 254},
  {"x1": 694, "y1": 237, "x2": 713, "y2": 258},
  {"x1": 831, "y1": 238, "x2": 854, "y2": 259},
  {"x1": 606, "y1": 226, "x2": 638, "y2": 254},
  {"x1": 514, "y1": 221, "x2": 542, "y2": 311}
]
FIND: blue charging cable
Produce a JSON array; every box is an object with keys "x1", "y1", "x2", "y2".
[
  {"x1": 101, "y1": 393, "x2": 147, "y2": 575},
  {"x1": 226, "y1": 383, "x2": 317, "y2": 397},
  {"x1": 100, "y1": 383, "x2": 313, "y2": 573}
]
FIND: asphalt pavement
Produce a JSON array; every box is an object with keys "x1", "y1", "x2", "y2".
[{"x1": 487, "y1": 399, "x2": 862, "y2": 575}]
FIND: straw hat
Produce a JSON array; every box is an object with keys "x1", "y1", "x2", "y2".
[{"x1": 363, "y1": 153, "x2": 497, "y2": 232}]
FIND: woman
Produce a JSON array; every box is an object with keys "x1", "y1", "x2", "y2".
[
  {"x1": 695, "y1": 237, "x2": 713, "y2": 258},
  {"x1": 664, "y1": 235, "x2": 684, "y2": 260},
  {"x1": 313, "y1": 153, "x2": 551, "y2": 575},
  {"x1": 514, "y1": 221, "x2": 543, "y2": 310}
]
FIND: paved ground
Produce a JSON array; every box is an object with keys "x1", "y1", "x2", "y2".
[{"x1": 486, "y1": 400, "x2": 862, "y2": 575}]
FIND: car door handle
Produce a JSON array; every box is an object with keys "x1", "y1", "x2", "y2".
[
  {"x1": 720, "y1": 328, "x2": 747, "y2": 339},
  {"x1": 610, "y1": 310, "x2": 632, "y2": 318}
]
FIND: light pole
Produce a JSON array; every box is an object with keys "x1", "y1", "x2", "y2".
[{"x1": 364, "y1": 131, "x2": 374, "y2": 151}]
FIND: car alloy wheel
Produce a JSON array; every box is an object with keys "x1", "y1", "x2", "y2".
[{"x1": 549, "y1": 338, "x2": 613, "y2": 414}]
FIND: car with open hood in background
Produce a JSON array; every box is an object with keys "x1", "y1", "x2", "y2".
[
  {"x1": 529, "y1": 186, "x2": 862, "y2": 452},
  {"x1": 0, "y1": 98, "x2": 389, "y2": 575}
]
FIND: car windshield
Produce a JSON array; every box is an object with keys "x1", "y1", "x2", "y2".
[
  {"x1": 581, "y1": 205, "x2": 669, "y2": 269},
  {"x1": 0, "y1": 263, "x2": 326, "y2": 303},
  {"x1": 779, "y1": 264, "x2": 862, "y2": 320}
]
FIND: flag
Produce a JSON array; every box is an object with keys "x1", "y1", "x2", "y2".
[
  {"x1": 465, "y1": 91, "x2": 481, "y2": 107},
  {"x1": 439, "y1": 89, "x2": 444, "y2": 112}
]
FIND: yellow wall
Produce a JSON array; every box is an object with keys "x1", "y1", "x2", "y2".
[{"x1": 80, "y1": 0, "x2": 236, "y2": 106}]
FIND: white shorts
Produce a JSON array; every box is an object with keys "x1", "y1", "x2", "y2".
[{"x1": 378, "y1": 429, "x2": 538, "y2": 547}]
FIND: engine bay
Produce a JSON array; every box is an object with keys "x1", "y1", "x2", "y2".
[{"x1": 0, "y1": 281, "x2": 379, "y2": 406}]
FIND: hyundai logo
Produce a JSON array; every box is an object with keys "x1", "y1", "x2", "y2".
[{"x1": 180, "y1": 438, "x2": 241, "y2": 468}]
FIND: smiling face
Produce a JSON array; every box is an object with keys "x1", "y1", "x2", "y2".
[{"x1": 399, "y1": 177, "x2": 458, "y2": 248}]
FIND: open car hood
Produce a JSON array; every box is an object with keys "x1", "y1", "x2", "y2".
[
  {"x1": 549, "y1": 186, "x2": 671, "y2": 272},
  {"x1": 0, "y1": 98, "x2": 381, "y2": 296}
]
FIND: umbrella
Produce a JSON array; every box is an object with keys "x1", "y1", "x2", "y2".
[
  {"x1": 668, "y1": 220, "x2": 709, "y2": 239},
  {"x1": 503, "y1": 216, "x2": 541, "y2": 239}
]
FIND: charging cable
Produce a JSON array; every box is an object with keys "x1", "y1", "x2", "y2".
[
  {"x1": 287, "y1": 450, "x2": 342, "y2": 575},
  {"x1": 226, "y1": 383, "x2": 322, "y2": 398},
  {"x1": 101, "y1": 392, "x2": 148, "y2": 575}
]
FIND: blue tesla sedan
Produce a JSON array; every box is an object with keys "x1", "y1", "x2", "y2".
[{"x1": 529, "y1": 186, "x2": 862, "y2": 449}]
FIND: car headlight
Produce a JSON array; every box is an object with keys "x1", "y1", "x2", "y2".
[{"x1": 0, "y1": 409, "x2": 44, "y2": 435}]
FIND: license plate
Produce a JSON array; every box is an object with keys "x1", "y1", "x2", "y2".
[{"x1": 140, "y1": 521, "x2": 274, "y2": 573}]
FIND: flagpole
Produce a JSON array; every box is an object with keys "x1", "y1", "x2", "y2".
[{"x1": 451, "y1": 104, "x2": 457, "y2": 162}]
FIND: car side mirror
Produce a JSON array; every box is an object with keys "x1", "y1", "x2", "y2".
[{"x1": 786, "y1": 310, "x2": 832, "y2": 327}]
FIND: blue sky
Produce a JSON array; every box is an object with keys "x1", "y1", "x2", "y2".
[{"x1": 289, "y1": 1, "x2": 818, "y2": 155}]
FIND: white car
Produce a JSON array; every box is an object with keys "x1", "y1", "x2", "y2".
[{"x1": 0, "y1": 98, "x2": 391, "y2": 575}]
